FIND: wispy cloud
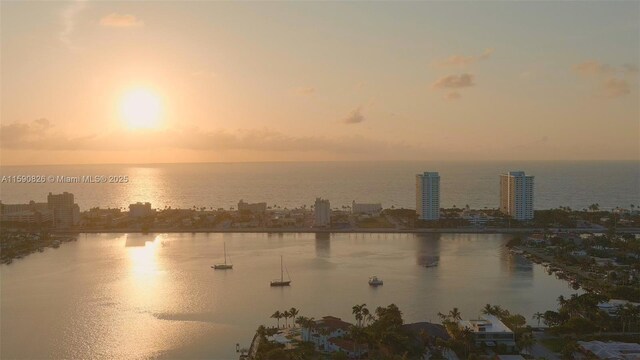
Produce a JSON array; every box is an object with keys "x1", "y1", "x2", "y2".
[
  {"x1": 602, "y1": 78, "x2": 630, "y2": 98},
  {"x1": 100, "y1": 13, "x2": 144, "y2": 28},
  {"x1": 342, "y1": 106, "x2": 365, "y2": 124},
  {"x1": 59, "y1": 0, "x2": 87, "y2": 50},
  {"x1": 572, "y1": 60, "x2": 636, "y2": 98},
  {"x1": 434, "y1": 48, "x2": 494, "y2": 68},
  {"x1": 432, "y1": 74, "x2": 475, "y2": 89},
  {"x1": 0, "y1": 119, "x2": 416, "y2": 155}
]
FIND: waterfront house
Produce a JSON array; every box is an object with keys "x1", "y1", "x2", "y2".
[
  {"x1": 300, "y1": 316, "x2": 367, "y2": 357},
  {"x1": 458, "y1": 315, "x2": 516, "y2": 350}
]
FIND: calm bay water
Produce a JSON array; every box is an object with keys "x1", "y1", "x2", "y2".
[
  {"x1": 0, "y1": 161, "x2": 638, "y2": 210},
  {"x1": 2, "y1": 232, "x2": 580, "y2": 359}
]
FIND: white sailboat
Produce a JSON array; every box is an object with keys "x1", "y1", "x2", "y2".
[
  {"x1": 212, "y1": 242, "x2": 233, "y2": 270},
  {"x1": 270, "y1": 256, "x2": 291, "y2": 287}
]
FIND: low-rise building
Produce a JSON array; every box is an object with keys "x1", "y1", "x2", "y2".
[
  {"x1": 237, "y1": 200, "x2": 267, "y2": 214},
  {"x1": 597, "y1": 299, "x2": 640, "y2": 317},
  {"x1": 461, "y1": 210, "x2": 492, "y2": 226},
  {"x1": 577, "y1": 340, "x2": 640, "y2": 359},
  {"x1": 351, "y1": 201, "x2": 382, "y2": 216},
  {"x1": 301, "y1": 316, "x2": 367, "y2": 357},
  {"x1": 458, "y1": 315, "x2": 515, "y2": 349}
]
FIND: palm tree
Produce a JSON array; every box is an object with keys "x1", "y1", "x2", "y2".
[
  {"x1": 352, "y1": 304, "x2": 366, "y2": 327},
  {"x1": 361, "y1": 306, "x2": 370, "y2": 326},
  {"x1": 449, "y1": 307, "x2": 462, "y2": 322},
  {"x1": 518, "y1": 333, "x2": 536, "y2": 354},
  {"x1": 289, "y1": 307, "x2": 299, "y2": 325},
  {"x1": 532, "y1": 312, "x2": 544, "y2": 327},
  {"x1": 271, "y1": 310, "x2": 282, "y2": 328},
  {"x1": 283, "y1": 310, "x2": 291, "y2": 328},
  {"x1": 482, "y1": 304, "x2": 494, "y2": 316}
]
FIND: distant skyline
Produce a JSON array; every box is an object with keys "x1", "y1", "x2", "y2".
[{"x1": 1, "y1": 1, "x2": 638, "y2": 165}]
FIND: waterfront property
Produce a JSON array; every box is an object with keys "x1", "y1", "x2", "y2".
[
  {"x1": 314, "y1": 197, "x2": 331, "y2": 227},
  {"x1": 129, "y1": 202, "x2": 154, "y2": 218},
  {"x1": 299, "y1": 316, "x2": 368, "y2": 357},
  {"x1": 47, "y1": 192, "x2": 81, "y2": 228},
  {"x1": 459, "y1": 315, "x2": 516, "y2": 350},
  {"x1": 351, "y1": 201, "x2": 382, "y2": 216},
  {"x1": 238, "y1": 200, "x2": 267, "y2": 215},
  {"x1": 416, "y1": 171, "x2": 440, "y2": 221},
  {"x1": 500, "y1": 171, "x2": 534, "y2": 221}
]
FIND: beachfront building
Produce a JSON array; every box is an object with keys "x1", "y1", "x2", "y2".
[
  {"x1": 129, "y1": 202, "x2": 154, "y2": 218},
  {"x1": 416, "y1": 172, "x2": 440, "y2": 220},
  {"x1": 458, "y1": 315, "x2": 516, "y2": 350},
  {"x1": 237, "y1": 200, "x2": 267, "y2": 214},
  {"x1": 0, "y1": 200, "x2": 53, "y2": 226},
  {"x1": 500, "y1": 171, "x2": 534, "y2": 221},
  {"x1": 351, "y1": 201, "x2": 382, "y2": 216},
  {"x1": 314, "y1": 198, "x2": 331, "y2": 227},
  {"x1": 47, "y1": 192, "x2": 80, "y2": 228}
]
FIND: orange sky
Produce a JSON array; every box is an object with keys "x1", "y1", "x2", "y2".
[{"x1": 1, "y1": 1, "x2": 638, "y2": 165}]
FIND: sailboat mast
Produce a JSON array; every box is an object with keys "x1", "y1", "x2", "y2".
[
  {"x1": 224, "y1": 242, "x2": 227, "y2": 265},
  {"x1": 280, "y1": 256, "x2": 284, "y2": 282}
]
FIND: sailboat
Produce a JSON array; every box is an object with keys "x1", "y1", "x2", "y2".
[
  {"x1": 211, "y1": 242, "x2": 233, "y2": 270},
  {"x1": 270, "y1": 256, "x2": 291, "y2": 286}
]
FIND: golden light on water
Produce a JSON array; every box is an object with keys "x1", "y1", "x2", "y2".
[
  {"x1": 127, "y1": 235, "x2": 160, "y2": 278},
  {"x1": 120, "y1": 88, "x2": 162, "y2": 130}
]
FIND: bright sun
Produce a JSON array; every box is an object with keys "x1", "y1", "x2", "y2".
[{"x1": 120, "y1": 88, "x2": 162, "y2": 129}]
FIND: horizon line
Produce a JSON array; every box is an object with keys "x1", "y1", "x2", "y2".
[{"x1": 1, "y1": 159, "x2": 638, "y2": 168}]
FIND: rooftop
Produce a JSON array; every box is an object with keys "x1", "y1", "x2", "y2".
[
  {"x1": 459, "y1": 315, "x2": 513, "y2": 334},
  {"x1": 578, "y1": 341, "x2": 640, "y2": 360}
]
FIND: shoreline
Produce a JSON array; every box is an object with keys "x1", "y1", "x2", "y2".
[{"x1": 52, "y1": 227, "x2": 640, "y2": 235}]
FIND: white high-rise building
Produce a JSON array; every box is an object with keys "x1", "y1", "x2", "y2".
[
  {"x1": 500, "y1": 171, "x2": 534, "y2": 220},
  {"x1": 314, "y1": 198, "x2": 331, "y2": 227},
  {"x1": 416, "y1": 172, "x2": 440, "y2": 220}
]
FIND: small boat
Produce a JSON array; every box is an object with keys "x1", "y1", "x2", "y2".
[
  {"x1": 368, "y1": 276, "x2": 383, "y2": 286},
  {"x1": 270, "y1": 256, "x2": 291, "y2": 287},
  {"x1": 211, "y1": 242, "x2": 233, "y2": 270},
  {"x1": 424, "y1": 260, "x2": 439, "y2": 268}
]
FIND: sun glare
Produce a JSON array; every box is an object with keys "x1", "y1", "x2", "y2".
[{"x1": 120, "y1": 88, "x2": 162, "y2": 129}]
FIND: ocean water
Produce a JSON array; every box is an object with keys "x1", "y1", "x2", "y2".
[
  {"x1": 1, "y1": 232, "x2": 580, "y2": 359},
  {"x1": 0, "y1": 161, "x2": 638, "y2": 211}
]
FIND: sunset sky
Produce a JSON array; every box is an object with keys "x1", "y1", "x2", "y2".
[{"x1": 1, "y1": 1, "x2": 638, "y2": 165}]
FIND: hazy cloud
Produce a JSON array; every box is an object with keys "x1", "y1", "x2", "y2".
[
  {"x1": 573, "y1": 61, "x2": 613, "y2": 77},
  {"x1": 59, "y1": 0, "x2": 87, "y2": 49},
  {"x1": 573, "y1": 60, "x2": 636, "y2": 98},
  {"x1": 432, "y1": 74, "x2": 475, "y2": 89},
  {"x1": 602, "y1": 78, "x2": 630, "y2": 98},
  {"x1": 1, "y1": 120, "x2": 416, "y2": 155},
  {"x1": 434, "y1": 48, "x2": 494, "y2": 68},
  {"x1": 342, "y1": 107, "x2": 365, "y2": 124},
  {"x1": 573, "y1": 60, "x2": 638, "y2": 77},
  {"x1": 100, "y1": 13, "x2": 144, "y2": 28}
]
